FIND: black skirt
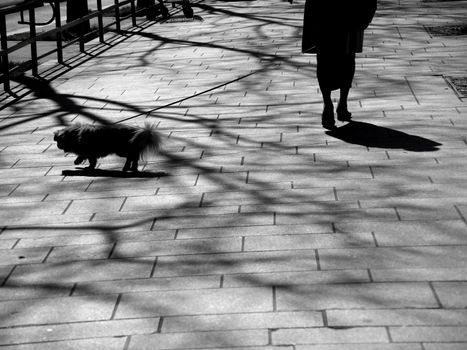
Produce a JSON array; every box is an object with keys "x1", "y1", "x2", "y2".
[{"x1": 316, "y1": 52, "x2": 355, "y2": 91}]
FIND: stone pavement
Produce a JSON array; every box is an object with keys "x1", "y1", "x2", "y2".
[{"x1": 0, "y1": 0, "x2": 467, "y2": 348}]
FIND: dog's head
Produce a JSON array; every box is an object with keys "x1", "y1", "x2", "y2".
[{"x1": 53, "y1": 125, "x2": 81, "y2": 153}]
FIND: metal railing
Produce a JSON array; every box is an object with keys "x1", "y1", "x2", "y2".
[{"x1": 0, "y1": 0, "x2": 153, "y2": 92}]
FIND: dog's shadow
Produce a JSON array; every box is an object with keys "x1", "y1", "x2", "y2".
[{"x1": 62, "y1": 168, "x2": 168, "y2": 178}]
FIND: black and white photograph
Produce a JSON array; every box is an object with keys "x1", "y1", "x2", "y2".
[{"x1": 0, "y1": 0, "x2": 466, "y2": 348}]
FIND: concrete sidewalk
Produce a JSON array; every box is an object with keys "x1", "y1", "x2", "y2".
[{"x1": 0, "y1": 0, "x2": 467, "y2": 348}]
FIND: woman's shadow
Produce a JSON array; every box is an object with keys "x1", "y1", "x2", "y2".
[{"x1": 326, "y1": 121, "x2": 442, "y2": 152}]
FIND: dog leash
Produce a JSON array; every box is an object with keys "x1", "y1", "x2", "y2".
[{"x1": 113, "y1": 70, "x2": 257, "y2": 125}]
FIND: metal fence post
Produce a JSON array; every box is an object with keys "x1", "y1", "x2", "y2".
[
  {"x1": 54, "y1": 0, "x2": 63, "y2": 63},
  {"x1": 28, "y1": 5, "x2": 38, "y2": 76},
  {"x1": 114, "y1": 0, "x2": 121, "y2": 33},
  {"x1": 97, "y1": 0, "x2": 104, "y2": 43},
  {"x1": 130, "y1": 0, "x2": 136, "y2": 27},
  {"x1": 0, "y1": 13, "x2": 10, "y2": 91}
]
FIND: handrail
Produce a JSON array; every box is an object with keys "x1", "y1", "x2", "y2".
[
  {"x1": 0, "y1": 0, "x2": 154, "y2": 92},
  {"x1": 18, "y1": 1, "x2": 55, "y2": 26}
]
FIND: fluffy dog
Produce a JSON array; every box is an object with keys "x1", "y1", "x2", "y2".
[{"x1": 53, "y1": 123, "x2": 161, "y2": 172}]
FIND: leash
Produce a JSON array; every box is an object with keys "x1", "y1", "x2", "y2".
[{"x1": 114, "y1": 70, "x2": 257, "y2": 125}]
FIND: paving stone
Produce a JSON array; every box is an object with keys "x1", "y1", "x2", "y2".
[
  {"x1": 276, "y1": 208, "x2": 399, "y2": 225},
  {"x1": 46, "y1": 243, "x2": 115, "y2": 262},
  {"x1": 390, "y1": 326, "x2": 467, "y2": 342},
  {"x1": 0, "y1": 338, "x2": 126, "y2": 350},
  {"x1": 244, "y1": 233, "x2": 375, "y2": 251},
  {"x1": 153, "y1": 250, "x2": 318, "y2": 277},
  {"x1": 115, "y1": 287, "x2": 272, "y2": 318},
  {"x1": 152, "y1": 213, "x2": 274, "y2": 230},
  {"x1": 318, "y1": 246, "x2": 467, "y2": 270},
  {"x1": 223, "y1": 269, "x2": 370, "y2": 288},
  {"x1": 423, "y1": 344, "x2": 467, "y2": 350},
  {"x1": 334, "y1": 219, "x2": 467, "y2": 236},
  {"x1": 327, "y1": 309, "x2": 467, "y2": 327},
  {"x1": 0, "y1": 318, "x2": 159, "y2": 345},
  {"x1": 432, "y1": 282, "x2": 467, "y2": 308},
  {"x1": 0, "y1": 239, "x2": 17, "y2": 249},
  {"x1": 272, "y1": 327, "x2": 388, "y2": 345},
  {"x1": 276, "y1": 283, "x2": 438, "y2": 310},
  {"x1": 163, "y1": 311, "x2": 322, "y2": 332},
  {"x1": 112, "y1": 237, "x2": 241, "y2": 258},
  {"x1": 65, "y1": 198, "x2": 126, "y2": 214},
  {"x1": 0, "y1": 295, "x2": 118, "y2": 327},
  {"x1": 121, "y1": 194, "x2": 202, "y2": 211},
  {"x1": 14, "y1": 230, "x2": 174, "y2": 248},
  {"x1": 129, "y1": 330, "x2": 268, "y2": 350},
  {"x1": 202, "y1": 188, "x2": 336, "y2": 206},
  {"x1": 295, "y1": 344, "x2": 422, "y2": 350},
  {"x1": 371, "y1": 267, "x2": 467, "y2": 282},
  {"x1": 0, "y1": 247, "x2": 50, "y2": 266},
  {"x1": 177, "y1": 223, "x2": 333, "y2": 239},
  {"x1": 8, "y1": 258, "x2": 155, "y2": 284},
  {"x1": 74, "y1": 275, "x2": 220, "y2": 296}
]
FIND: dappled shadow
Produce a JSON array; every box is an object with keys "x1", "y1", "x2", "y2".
[
  {"x1": 0, "y1": 0, "x2": 466, "y2": 347},
  {"x1": 326, "y1": 121, "x2": 442, "y2": 152}
]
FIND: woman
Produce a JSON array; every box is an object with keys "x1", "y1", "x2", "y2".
[{"x1": 302, "y1": 0, "x2": 377, "y2": 129}]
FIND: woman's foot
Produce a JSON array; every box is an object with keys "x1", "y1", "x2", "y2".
[
  {"x1": 321, "y1": 105, "x2": 336, "y2": 130},
  {"x1": 336, "y1": 104, "x2": 352, "y2": 122}
]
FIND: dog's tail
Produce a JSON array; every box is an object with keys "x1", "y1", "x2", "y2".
[{"x1": 131, "y1": 122, "x2": 161, "y2": 159}]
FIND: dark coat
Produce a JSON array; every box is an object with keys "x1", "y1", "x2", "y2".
[{"x1": 302, "y1": 0, "x2": 377, "y2": 54}]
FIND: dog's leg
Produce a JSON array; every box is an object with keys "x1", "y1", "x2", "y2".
[
  {"x1": 123, "y1": 158, "x2": 132, "y2": 172},
  {"x1": 88, "y1": 157, "x2": 97, "y2": 169},
  {"x1": 74, "y1": 156, "x2": 86, "y2": 165},
  {"x1": 130, "y1": 158, "x2": 139, "y2": 172}
]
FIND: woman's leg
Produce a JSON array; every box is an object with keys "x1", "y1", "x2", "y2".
[
  {"x1": 337, "y1": 54, "x2": 355, "y2": 121},
  {"x1": 337, "y1": 86, "x2": 351, "y2": 120},
  {"x1": 317, "y1": 52, "x2": 336, "y2": 129},
  {"x1": 320, "y1": 88, "x2": 335, "y2": 129}
]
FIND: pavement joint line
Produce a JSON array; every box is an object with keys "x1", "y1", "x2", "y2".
[
  {"x1": 123, "y1": 336, "x2": 132, "y2": 350},
  {"x1": 7, "y1": 184, "x2": 20, "y2": 196},
  {"x1": 41, "y1": 247, "x2": 54, "y2": 263},
  {"x1": 119, "y1": 197, "x2": 128, "y2": 212},
  {"x1": 43, "y1": 166, "x2": 53, "y2": 176},
  {"x1": 156, "y1": 316, "x2": 164, "y2": 333},
  {"x1": 110, "y1": 294, "x2": 123, "y2": 320},
  {"x1": 149, "y1": 257, "x2": 158, "y2": 278},
  {"x1": 367, "y1": 269, "x2": 374, "y2": 283},
  {"x1": 107, "y1": 242, "x2": 117, "y2": 259},
  {"x1": 272, "y1": 286, "x2": 277, "y2": 312},
  {"x1": 9, "y1": 159, "x2": 19, "y2": 168},
  {"x1": 0, "y1": 265, "x2": 15, "y2": 287},
  {"x1": 10, "y1": 238, "x2": 20, "y2": 249},
  {"x1": 69, "y1": 282, "x2": 77, "y2": 296},
  {"x1": 454, "y1": 205, "x2": 467, "y2": 225},
  {"x1": 149, "y1": 218, "x2": 157, "y2": 231},
  {"x1": 385, "y1": 326, "x2": 394, "y2": 343},
  {"x1": 61, "y1": 200, "x2": 73, "y2": 215},
  {"x1": 428, "y1": 281, "x2": 444, "y2": 309},
  {"x1": 314, "y1": 249, "x2": 321, "y2": 271},
  {"x1": 371, "y1": 232, "x2": 379, "y2": 247}
]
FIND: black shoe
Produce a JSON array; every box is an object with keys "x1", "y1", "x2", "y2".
[
  {"x1": 336, "y1": 107, "x2": 352, "y2": 122},
  {"x1": 321, "y1": 106, "x2": 335, "y2": 130}
]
